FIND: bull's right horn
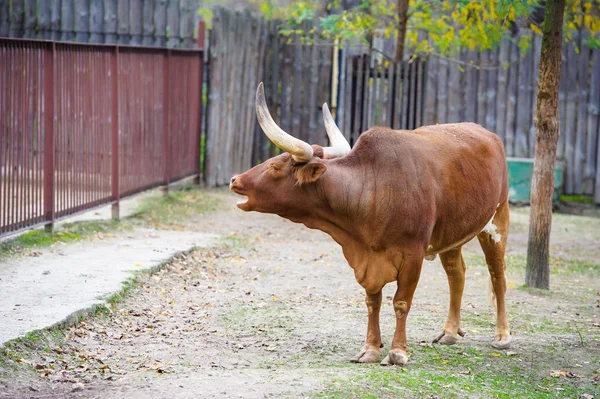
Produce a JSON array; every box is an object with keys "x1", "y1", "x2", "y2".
[
  {"x1": 322, "y1": 103, "x2": 351, "y2": 159},
  {"x1": 255, "y1": 83, "x2": 313, "y2": 163}
]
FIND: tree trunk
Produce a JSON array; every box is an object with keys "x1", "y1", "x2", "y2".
[
  {"x1": 525, "y1": 0, "x2": 566, "y2": 289},
  {"x1": 394, "y1": 0, "x2": 409, "y2": 63}
]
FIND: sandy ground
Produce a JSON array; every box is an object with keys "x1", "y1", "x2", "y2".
[{"x1": 1, "y1": 190, "x2": 599, "y2": 398}]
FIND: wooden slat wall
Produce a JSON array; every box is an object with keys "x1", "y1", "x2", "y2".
[
  {"x1": 422, "y1": 32, "x2": 600, "y2": 203},
  {"x1": 205, "y1": 9, "x2": 335, "y2": 186},
  {"x1": 3, "y1": 0, "x2": 197, "y2": 48}
]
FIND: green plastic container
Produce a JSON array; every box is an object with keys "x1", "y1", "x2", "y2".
[{"x1": 506, "y1": 157, "x2": 564, "y2": 203}]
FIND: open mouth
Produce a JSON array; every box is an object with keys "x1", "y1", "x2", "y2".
[{"x1": 236, "y1": 196, "x2": 248, "y2": 206}]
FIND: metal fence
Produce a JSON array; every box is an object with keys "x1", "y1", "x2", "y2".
[{"x1": 0, "y1": 36, "x2": 203, "y2": 237}]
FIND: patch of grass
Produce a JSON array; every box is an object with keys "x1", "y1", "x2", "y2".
[
  {"x1": 560, "y1": 194, "x2": 595, "y2": 205},
  {"x1": 315, "y1": 345, "x2": 600, "y2": 399},
  {"x1": 464, "y1": 252, "x2": 600, "y2": 277},
  {"x1": 218, "y1": 235, "x2": 250, "y2": 250},
  {"x1": 106, "y1": 277, "x2": 140, "y2": 307},
  {"x1": 220, "y1": 305, "x2": 294, "y2": 336},
  {"x1": 0, "y1": 219, "x2": 124, "y2": 259},
  {"x1": 133, "y1": 185, "x2": 222, "y2": 228}
]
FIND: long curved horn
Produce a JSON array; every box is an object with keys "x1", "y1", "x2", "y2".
[
  {"x1": 322, "y1": 103, "x2": 351, "y2": 159},
  {"x1": 255, "y1": 83, "x2": 313, "y2": 163}
]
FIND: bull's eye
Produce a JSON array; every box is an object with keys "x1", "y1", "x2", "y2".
[{"x1": 268, "y1": 162, "x2": 281, "y2": 172}]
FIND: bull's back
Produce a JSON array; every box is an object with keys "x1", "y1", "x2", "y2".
[{"x1": 352, "y1": 123, "x2": 507, "y2": 251}]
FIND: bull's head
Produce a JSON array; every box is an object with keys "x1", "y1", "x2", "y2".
[{"x1": 230, "y1": 83, "x2": 351, "y2": 216}]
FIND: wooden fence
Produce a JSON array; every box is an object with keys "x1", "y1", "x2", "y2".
[
  {"x1": 0, "y1": 0, "x2": 198, "y2": 48},
  {"x1": 202, "y1": 8, "x2": 600, "y2": 204},
  {"x1": 205, "y1": 8, "x2": 335, "y2": 187},
  {"x1": 338, "y1": 53, "x2": 426, "y2": 147},
  {"x1": 423, "y1": 32, "x2": 600, "y2": 201}
]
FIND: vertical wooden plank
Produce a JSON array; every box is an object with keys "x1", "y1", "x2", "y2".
[
  {"x1": 436, "y1": 58, "x2": 449, "y2": 124},
  {"x1": 318, "y1": 41, "x2": 333, "y2": 145},
  {"x1": 180, "y1": 0, "x2": 195, "y2": 48},
  {"x1": 505, "y1": 41, "x2": 519, "y2": 157},
  {"x1": 423, "y1": 55, "x2": 438, "y2": 125},
  {"x1": 154, "y1": 0, "x2": 167, "y2": 47},
  {"x1": 103, "y1": 0, "x2": 117, "y2": 43},
  {"x1": 38, "y1": 0, "x2": 52, "y2": 39},
  {"x1": 291, "y1": 35, "x2": 302, "y2": 140},
  {"x1": 574, "y1": 32, "x2": 590, "y2": 195},
  {"x1": 363, "y1": 54, "x2": 372, "y2": 130},
  {"x1": 142, "y1": 0, "x2": 155, "y2": 46},
  {"x1": 167, "y1": 0, "x2": 180, "y2": 48},
  {"x1": 50, "y1": 0, "x2": 62, "y2": 40},
  {"x1": 557, "y1": 42, "x2": 569, "y2": 159},
  {"x1": 129, "y1": 0, "x2": 143, "y2": 45},
  {"x1": 587, "y1": 49, "x2": 600, "y2": 200},
  {"x1": 90, "y1": 0, "x2": 104, "y2": 43},
  {"x1": 408, "y1": 58, "x2": 419, "y2": 129},
  {"x1": 61, "y1": 0, "x2": 74, "y2": 40},
  {"x1": 337, "y1": 43, "x2": 347, "y2": 134},
  {"x1": 205, "y1": 7, "x2": 221, "y2": 187},
  {"x1": 23, "y1": 0, "x2": 37, "y2": 38},
  {"x1": 308, "y1": 29, "x2": 320, "y2": 144},
  {"x1": 117, "y1": 0, "x2": 129, "y2": 44},
  {"x1": 353, "y1": 55, "x2": 364, "y2": 140},
  {"x1": 369, "y1": 54, "x2": 378, "y2": 127},
  {"x1": 564, "y1": 36, "x2": 578, "y2": 193},
  {"x1": 515, "y1": 38, "x2": 533, "y2": 158},
  {"x1": 300, "y1": 23, "x2": 312, "y2": 142},
  {"x1": 447, "y1": 57, "x2": 461, "y2": 123},
  {"x1": 280, "y1": 37, "x2": 293, "y2": 143},
  {"x1": 9, "y1": 0, "x2": 24, "y2": 37},
  {"x1": 386, "y1": 60, "x2": 394, "y2": 127},
  {"x1": 495, "y1": 38, "x2": 510, "y2": 142},
  {"x1": 485, "y1": 48, "x2": 499, "y2": 131},
  {"x1": 268, "y1": 22, "x2": 280, "y2": 158},
  {"x1": 0, "y1": 0, "x2": 8, "y2": 37},
  {"x1": 476, "y1": 51, "x2": 488, "y2": 126},
  {"x1": 74, "y1": 0, "x2": 90, "y2": 42},
  {"x1": 344, "y1": 52, "x2": 354, "y2": 140},
  {"x1": 464, "y1": 50, "x2": 478, "y2": 123}
]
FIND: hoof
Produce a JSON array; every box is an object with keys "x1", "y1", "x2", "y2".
[
  {"x1": 491, "y1": 334, "x2": 512, "y2": 350},
  {"x1": 349, "y1": 349, "x2": 380, "y2": 364},
  {"x1": 380, "y1": 351, "x2": 408, "y2": 366},
  {"x1": 432, "y1": 329, "x2": 465, "y2": 345}
]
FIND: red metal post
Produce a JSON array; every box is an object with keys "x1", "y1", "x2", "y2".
[
  {"x1": 43, "y1": 42, "x2": 55, "y2": 233},
  {"x1": 163, "y1": 49, "x2": 171, "y2": 195},
  {"x1": 111, "y1": 47, "x2": 120, "y2": 219}
]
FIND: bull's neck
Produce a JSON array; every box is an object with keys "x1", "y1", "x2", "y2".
[{"x1": 294, "y1": 161, "x2": 365, "y2": 248}]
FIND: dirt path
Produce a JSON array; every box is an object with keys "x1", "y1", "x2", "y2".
[{"x1": 1, "y1": 189, "x2": 599, "y2": 398}]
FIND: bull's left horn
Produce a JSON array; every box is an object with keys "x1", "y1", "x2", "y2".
[
  {"x1": 255, "y1": 83, "x2": 313, "y2": 163},
  {"x1": 322, "y1": 103, "x2": 351, "y2": 159}
]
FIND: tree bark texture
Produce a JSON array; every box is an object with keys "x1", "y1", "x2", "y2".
[
  {"x1": 394, "y1": 0, "x2": 409, "y2": 63},
  {"x1": 525, "y1": 0, "x2": 566, "y2": 290}
]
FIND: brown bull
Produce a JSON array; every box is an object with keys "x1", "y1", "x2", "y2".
[{"x1": 230, "y1": 83, "x2": 512, "y2": 366}]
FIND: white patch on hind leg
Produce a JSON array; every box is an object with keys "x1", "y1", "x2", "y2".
[{"x1": 482, "y1": 214, "x2": 502, "y2": 243}]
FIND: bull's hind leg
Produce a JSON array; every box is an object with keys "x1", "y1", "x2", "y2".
[
  {"x1": 433, "y1": 247, "x2": 466, "y2": 345},
  {"x1": 477, "y1": 198, "x2": 512, "y2": 349}
]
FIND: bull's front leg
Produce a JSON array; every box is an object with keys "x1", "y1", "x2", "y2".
[
  {"x1": 381, "y1": 256, "x2": 423, "y2": 366},
  {"x1": 349, "y1": 290, "x2": 382, "y2": 363}
]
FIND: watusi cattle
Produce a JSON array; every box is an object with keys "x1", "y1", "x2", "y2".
[{"x1": 229, "y1": 83, "x2": 512, "y2": 366}]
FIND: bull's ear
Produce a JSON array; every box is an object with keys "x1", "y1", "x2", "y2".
[{"x1": 295, "y1": 161, "x2": 327, "y2": 185}]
